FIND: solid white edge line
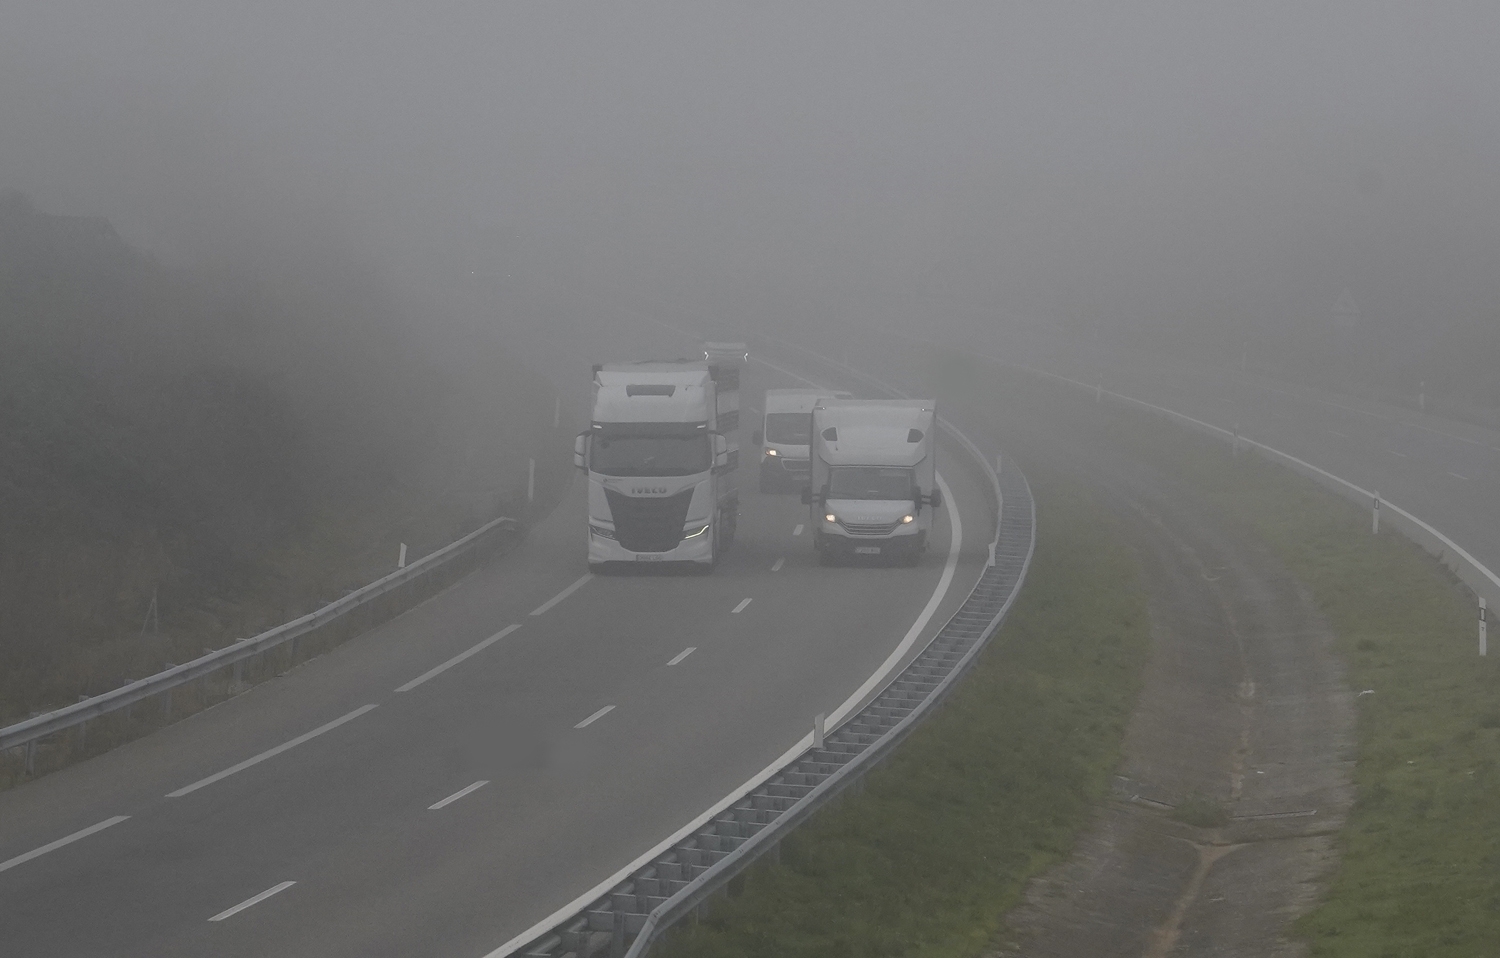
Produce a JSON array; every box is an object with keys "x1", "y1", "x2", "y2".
[
  {"x1": 731, "y1": 598, "x2": 752, "y2": 614},
  {"x1": 666, "y1": 647, "x2": 696, "y2": 666},
  {"x1": 574, "y1": 705, "x2": 615, "y2": 729},
  {"x1": 0, "y1": 815, "x2": 130, "y2": 874},
  {"x1": 166, "y1": 704, "x2": 379, "y2": 798},
  {"x1": 429, "y1": 780, "x2": 489, "y2": 810},
  {"x1": 1449, "y1": 472, "x2": 1471, "y2": 481},
  {"x1": 483, "y1": 465, "x2": 967, "y2": 958},
  {"x1": 530, "y1": 573, "x2": 594, "y2": 616},
  {"x1": 792, "y1": 524, "x2": 804, "y2": 536},
  {"x1": 208, "y1": 880, "x2": 297, "y2": 922},
  {"x1": 395, "y1": 625, "x2": 521, "y2": 692},
  {"x1": 771, "y1": 558, "x2": 785, "y2": 572}
]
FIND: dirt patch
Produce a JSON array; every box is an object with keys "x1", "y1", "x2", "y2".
[{"x1": 990, "y1": 432, "x2": 1355, "y2": 957}]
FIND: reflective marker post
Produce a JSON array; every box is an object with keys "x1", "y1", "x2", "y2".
[
  {"x1": 1372, "y1": 492, "x2": 1381, "y2": 535},
  {"x1": 398, "y1": 543, "x2": 407, "y2": 569},
  {"x1": 528, "y1": 458, "x2": 536, "y2": 502},
  {"x1": 1481, "y1": 598, "x2": 1488, "y2": 657}
]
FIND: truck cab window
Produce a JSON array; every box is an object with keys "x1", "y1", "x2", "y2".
[{"x1": 827, "y1": 466, "x2": 915, "y2": 500}]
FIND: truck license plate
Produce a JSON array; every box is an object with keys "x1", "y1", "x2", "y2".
[
  {"x1": 854, "y1": 546, "x2": 882, "y2": 555},
  {"x1": 635, "y1": 554, "x2": 665, "y2": 561}
]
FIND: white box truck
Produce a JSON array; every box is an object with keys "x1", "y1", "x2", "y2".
[
  {"x1": 575, "y1": 361, "x2": 738, "y2": 570},
  {"x1": 753, "y1": 387, "x2": 852, "y2": 492},
  {"x1": 802, "y1": 398, "x2": 941, "y2": 565}
]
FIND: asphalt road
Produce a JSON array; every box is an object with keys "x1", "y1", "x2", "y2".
[
  {"x1": 825, "y1": 326, "x2": 1500, "y2": 580},
  {"x1": 0, "y1": 347, "x2": 993, "y2": 958}
]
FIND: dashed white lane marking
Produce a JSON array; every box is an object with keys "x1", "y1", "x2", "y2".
[
  {"x1": 667, "y1": 647, "x2": 696, "y2": 666},
  {"x1": 529, "y1": 573, "x2": 594, "y2": 616},
  {"x1": 1327, "y1": 429, "x2": 1349, "y2": 439},
  {"x1": 1449, "y1": 472, "x2": 1472, "y2": 480},
  {"x1": 731, "y1": 598, "x2": 752, "y2": 614},
  {"x1": 167, "y1": 705, "x2": 379, "y2": 798},
  {"x1": 574, "y1": 705, "x2": 615, "y2": 729},
  {"x1": 0, "y1": 816, "x2": 130, "y2": 875},
  {"x1": 429, "y1": 780, "x2": 489, "y2": 810},
  {"x1": 771, "y1": 557, "x2": 785, "y2": 572},
  {"x1": 792, "y1": 524, "x2": 804, "y2": 536},
  {"x1": 1388, "y1": 450, "x2": 1409, "y2": 457},
  {"x1": 208, "y1": 881, "x2": 296, "y2": 922},
  {"x1": 396, "y1": 625, "x2": 521, "y2": 692}
]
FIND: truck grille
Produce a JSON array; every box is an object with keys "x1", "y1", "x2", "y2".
[
  {"x1": 605, "y1": 488, "x2": 695, "y2": 552},
  {"x1": 840, "y1": 520, "x2": 900, "y2": 536}
]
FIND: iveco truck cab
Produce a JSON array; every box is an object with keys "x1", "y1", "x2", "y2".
[
  {"x1": 576, "y1": 361, "x2": 738, "y2": 570},
  {"x1": 754, "y1": 388, "x2": 852, "y2": 492},
  {"x1": 803, "y1": 398, "x2": 940, "y2": 564}
]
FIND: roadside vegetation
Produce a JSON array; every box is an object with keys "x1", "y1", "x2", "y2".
[
  {"x1": 1087, "y1": 403, "x2": 1499, "y2": 956},
  {"x1": 0, "y1": 192, "x2": 567, "y2": 735},
  {"x1": 982, "y1": 362, "x2": 1500, "y2": 957},
  {"x1": 654, "y1": 469, "x2": 1153, "y2": 958}
]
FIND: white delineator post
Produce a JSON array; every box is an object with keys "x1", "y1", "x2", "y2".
[
  {"x1": 527, "y1": 458, "x2": 536, "y2": 502},
  {"x1": 1372, "y1": 492, "x2": 1381, "y2": 535},
  {"x1": 398, "y1": 542, "x2": 407, "y2": 569},
  {"x1": 1481, "y1": 597, "x2": 1488, "y2": 657},
  {"x1": 1096, "y1": 384, "x2": 1103, "y2": 403}
]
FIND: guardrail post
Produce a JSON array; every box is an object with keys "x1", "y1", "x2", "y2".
[
  {"x1": 233, "y1": 659, "x2": 243, "y2": 686},
  {"x1": 610, "y1": 908, "x2": 627, "y2": 958},
  {"x1": 1372, "y1": 492, "x2": 1381, "y2": 535},
  {"x1": 1481, "y1": 598, "x2": 1488, "y2": 657},
  {"x1": 25, "y1": 738, "x2": 36, "y2": 775},
  {"x1": 813, "y1": 713, "x2": 825, "y2": 750}
]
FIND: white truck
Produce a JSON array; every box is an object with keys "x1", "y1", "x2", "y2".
[
  {"x1": 575, "y1": 361, "x2": 739, "y2": 570},
  {"x1": 801, "y1": 398, "x2": 941, "y2": 565},
  {"x1": 753, "y1": 387, "x2": 852, "y2": 492}
]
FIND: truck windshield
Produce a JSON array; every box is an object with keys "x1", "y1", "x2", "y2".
[
  {"x1": 591, "y1": 434, "x2": 711, "y2": 477},
  {"x1": 765, "y1": 412, "x2": 811, "y2": 444},
  {"x1": 827, "y1": 466, "x2": 914, "y2": 500}
]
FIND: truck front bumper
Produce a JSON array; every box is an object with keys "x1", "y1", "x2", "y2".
[{"x1": 588, "y1": 529, "x2": 714, "y2": 566}]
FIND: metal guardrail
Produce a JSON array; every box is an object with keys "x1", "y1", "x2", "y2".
[
  {"x1": 509, "y1": 345, "x2": 1034, "y2": 958},
  {"x1": 1, "y1": 515, "x2": 519, "y2": 771},
  {"x1": 1013, "y1": 362, "x2": 1500, "y2": 631}
]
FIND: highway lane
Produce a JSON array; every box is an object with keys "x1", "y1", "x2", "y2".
[
  {"x1": 0, "y1": 353, "x2": 993, "y2": 958},
  {"x1": 820, "y1": 325, "x2": 1500, "y2": 579}
]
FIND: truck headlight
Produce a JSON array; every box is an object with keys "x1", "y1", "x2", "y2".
[
  {"x1": 590, "y1": 524, "x2": 616, "y2": 539},
  {"x1": 683, "y1": 523, "x2": 711, "y2": 539},
  {"x1": 824, "y1": 514, "x2": 838, "y2": 523},
  {"x1": 764, "y1": 448, "x2": 778, "y2": 456},
  {"x1": 901, "y1": 514, "x2": 915, "y2": 523}
]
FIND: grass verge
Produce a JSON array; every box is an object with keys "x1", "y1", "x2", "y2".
[
  {"x1": 998, "y1": 372, "x2": 1500, "y2": 957},
  {"x1": 653, "y1": 469, "x2": 1152, "y2": 958}
]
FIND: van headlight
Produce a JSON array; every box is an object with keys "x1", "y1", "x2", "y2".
[
  {"x1": 764, "y1": 448, "x2": 778, "y2": 456},
  {"x1": 901, "y1": 514, "x2": 915, "y2": 523},
  {"x1": 683, "y1": 523, "x2": 711, "y2": 539},
  {"x1": 824, "y1": 513, "x2": 838, "y2": 524}
]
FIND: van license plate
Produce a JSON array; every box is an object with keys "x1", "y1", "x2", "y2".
[
  {"x1": 854, "y1": 546, "x2": 882, "y2": 555},
  {"x1": 635, "y1": 554, "x2": 665, "y2": 561}
]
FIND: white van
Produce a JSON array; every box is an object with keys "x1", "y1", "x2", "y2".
[{"x1": 753, "y1": 388, "x2": 852, "y2": 492}]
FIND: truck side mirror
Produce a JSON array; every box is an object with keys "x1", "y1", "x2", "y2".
[
  {"x1": 752, "y1": 430, "x2": 763, "y2": 445},
  {"x1": 713, "y1": 433, "x2": 729, "y2": 469},
  {"x1": 573, "y1": 433, "x2": 587, "y2": 471},
  {"x1": 799, "y1": 485, "x2": 812, "y2": 505}
]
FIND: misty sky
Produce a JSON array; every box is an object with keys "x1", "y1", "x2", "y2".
[{"x1": 3, "y1": 2, "x2": 1498, "y2": 344}]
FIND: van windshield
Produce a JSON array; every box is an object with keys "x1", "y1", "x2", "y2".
[
  {"x1": 828, "y1": 466, "x2": 914, "y2": 500},
  {"x1": 765, "y1": 412, "x2": 811, "y2": 444}
]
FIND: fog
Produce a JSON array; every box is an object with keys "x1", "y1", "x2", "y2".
[{"x1": 4, "y1": 2, "x2": 1499, "y2": 389}]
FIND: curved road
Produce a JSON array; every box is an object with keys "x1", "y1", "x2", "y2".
[{"x1": 0, "y1": 344, "x2": 994, "y2": 958}]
